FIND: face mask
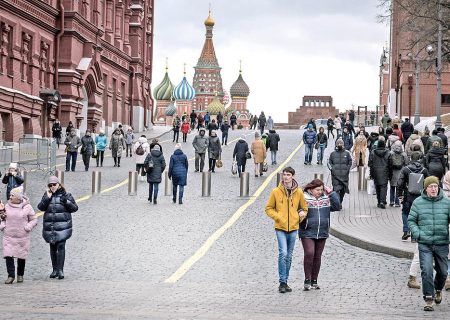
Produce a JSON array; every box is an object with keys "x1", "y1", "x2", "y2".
[{"x1": 337, "y1": 145, "x2": 344, "y2": 150}]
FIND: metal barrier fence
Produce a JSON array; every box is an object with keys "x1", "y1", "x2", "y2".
[
  {"x1": 0, "y1": 146, "x2": 13, "y2": 172},
  {"x1": 18, "y1": 137, "x2": 57, "y2": 173}
]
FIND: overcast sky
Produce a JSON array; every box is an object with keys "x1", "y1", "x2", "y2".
[{"x1": 151, "y1": 0, "x2": 388, "y2": 122}]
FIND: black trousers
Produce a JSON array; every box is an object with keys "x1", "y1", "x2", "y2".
[
  {"x1": 173, "y1": 130, "x2": 179, "y2": 142},
  {"x1": 5, "y1": 257, "x2": 25, "y2": 278},
  {"x1": 50, "y1": 241, "x2": 66, "y2": 272},
  {"x1": 375, "y1": 184, "x2": 388, "y2": 205},
  {"x1": 82, "y1": 153, "x2": 91, "y2": 170},
  {"x1": 222, "y1": 133, "x2": 228, "y2": 145},
  {"x1": 182, "y1": 133, "x2": 188, "y2": 142},
  {"x1": 96, "y1": 150, "x2": 105, "y2": 166},
  {"x1": 209, "y1": 158, "x2": 217, "y2": 172}
]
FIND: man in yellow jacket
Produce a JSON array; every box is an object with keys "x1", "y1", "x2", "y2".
[{"x1": 265, "y1": 166, "x2": 308, "y2": 293}]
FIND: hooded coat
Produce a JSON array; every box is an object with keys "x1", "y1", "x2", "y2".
[
  {"x1": 208, "y1": 134, "x2": 222, "y2": 159},
  {"x1": 192, "y1": 130, "x2": 209, "y2": 154},
  {"x1": 367, "y1": 132, "x2": 379, "y2": 151},
  {"x1": 233, "y1": 139, "x2": 249, "y2": 166},
  {"x1": 251, "y1": 138, "x2": 267, "y2": 164},
  {"x1": 405, "y1": 134, "x2": 424, "y2": 157},
  {"x1": 168, "y1": 149, "x2": 188, "y2": 186},
  {"x1": 397, "y1": 161, "x2": 429, "y2": 212},
  {"x1": 145, "y1": 149, "x2": 166, "y2": 183},
  {"x1": 389, "y1": 142, "x2": 409, "y2": 186},
  {"x1": 0, "y1": 198, "x2": 37, "y2": 259},
  {"x1": 328, "y1": 148, "x2": 352, "y2": 193},
  {"x1": 353, "y1": 134, "x2": 367, "y2": 165},
  {"x1": 133, "y1": 137, "x2": 150, "y2": 164},
  {"x1": 425, "y1": 147, "x2": 446, "y2": 180},
  {"x1": 110, "y1": 132, "x2": 125, "y2": 157},
  {"x1": 368, "y1": 146, "x2": 392, "y2": 186},
  {"x1": 401, "y1": 121, "x2": 414, "y2": 141}
]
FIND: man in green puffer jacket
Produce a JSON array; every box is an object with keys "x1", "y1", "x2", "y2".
[{"x1": 408, "y1": 176, "x2": 450, "y2": 312}]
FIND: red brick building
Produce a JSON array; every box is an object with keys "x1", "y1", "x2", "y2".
[{"x1": 0, "y1": 0, "x2": 154, "y2": 142}]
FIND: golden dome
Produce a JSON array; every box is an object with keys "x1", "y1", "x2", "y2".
[{"x1": 204, "y1": 12, "x2": 215, "y2": 27}]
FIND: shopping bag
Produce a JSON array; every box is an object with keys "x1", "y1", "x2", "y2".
[
  {"x1": 367, "y1": 179, "x2": 376, "y2": 195},
  {"x1": 231, "y1": 160, "x2": 238, "y2": 175}
]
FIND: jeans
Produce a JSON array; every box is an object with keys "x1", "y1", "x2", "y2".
[
  {"x1": 317, "y1": 144, "x2": 326, "y2": 163},
  {"x1": 195, "y1": 153, "x2": 206, "y2": 171},
  {"x1": 237, "y1": 162, "x2": 246, "y2": 177},
  {"x1": 389, "y1": 185, "x2": 399, "y2": 205},
  {"x1": 401, "y1": 208, "x2": 410, "y2": 232},
  {"x1": 301, "y1": 238, "x2": 327, "y2": 281},
  {"x1": 375, "y1": 184, "x2": 388, "y2": 205},
  {"x1": 418, "y1": 243, "x2": 449, "y2": 298},
  {"x1": 96, "y1": 150, "x2": 105, "y2": 166},
  {"x1": 126, "y1": 144, "x2": 133, "y2": 156},
  {"x1": 327, "y1": 129, "x2": 334, "y2": 139},
  {"x1": 304, "y1": 144, "x2": 314, "y2": 163},
  {"x1": 5, "y1": 257, "x2": 25, "y2": 278},
  {"x1": 271, "y1": 150, "x2": 277, "y2": 164},
  {"x1": 222, "y1": 133, "x2": 228, "y2": 145},
  {"x1": 275, "y1": 230, "x2": 297, "y2": 283},
  {"x1": 65, "y1": 151, "x2": 78, "y2": 171},
  {"x1": 149, "y1": 182, "x2": 159, "y2": 201},
  {"x1": 173, "y1": 184, "x2": 184, "y2": 202},
  {"x1": 50, "y1": 240, "x2": 66, "y2": 272}
]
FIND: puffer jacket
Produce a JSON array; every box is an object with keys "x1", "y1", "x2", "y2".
[
  {"x1": 367, "y1": 132, "x2": 379, "y2": 151},
  {"x1": 37, "y1": 188, "x2": 78, "y2": 244},
  {"x1": 401, "y1": 121, "x2": 414, "y2": 141},
  {"x1": 303, "y1": 130, "x2": 317, "y2": 145},
  {"x1": 425, "y1": 147, "x2": 446, "y2": 180},
  {"x1": 405, "y1": 134, "x2": 424, "y2": 156},
  {"x1": 81, "y1": 135, "x2": 95, "y2": 155},
  {"x1": 425, "y1": 135, "x2": 442, "y2": 154},
  {"x1": 299, "y1": 191, "x2": 340, "y2": 239},
  {"x1": 368, "y1": 147, "x2": 392, "y2": 185},
  {"x1": 387, "y1": 134, "x2": 400, "y2": 150},
  {"x1": 64, "y1": 134, "x2": 81, "y2": 152},
  {"x1": 192, "y1": 131, "x2": 209, "y2": 154},
  {"x1": 342, "y1": 132, "x2": 353, "y2": 151},
  {"x1": 390, "y1": 143, "x2": 408, "y2": 186},
  {"x1": 328, "y1": 148, "x2": 352, "y2": 193},
  {"x1": 125, "y1": 132, "x2": 134, "y2": 145},
  {"x1": 233, "y1": 140, "x2": 249, "y2": 165},
  {"x1": 208, "y1": 135, "x2": 222, "y2": 159},
  {"x1": 95, "y1": 134, "x2": 107, "y2": 151},
  {"x1": 397, "y1": 161, "x2": 429, "y2": 212},
  {"x1": 408, "y1": 189, "x2": 450, "y2": 245},
  {"x1": 133, "y1": 137, "x2": 150, "y2": 164},
  {"x1": 145, "y1": 149, "x2": 166, "y2": 183},
  {"x1": 267, "y1": 130, "x2": 280, "y2": 151},
  {"x1": 168, "y1": 149, "x2": 188, "y2": 186},
  {"x1": 265, "y1": 180, "x2": 309, "y2": 232}
]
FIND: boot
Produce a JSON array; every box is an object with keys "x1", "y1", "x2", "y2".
[
  {"x1": 50, "y1": 249, "x2": 58, "y2": 278},
  {"x1": 153, "y1": 196, "x2": 157, "y2": 205},
  {"x1": 17, "y1": 276, "x2": 23, "y2": 283},
  {"x1": 407, "y1": 275, "x2": 421, "y2": 289},
  {"x1": 445, "y1": 277, "x2": 450, "y2": 291},
  {"x1": 57, "y1": 249, "x2": 65, "y2": 280},
  {"x1": 424, "y1": 297, "x2": 434, "y2": 311},
  {"x1": 4, "y1": 277, "x2": 14, "y2": 284},
  {"x1": 113, "y1": 157, "x2": 117, "y2": 167},
  {"x1": 117, "y1": 157, "x2": 121, "y2": 167}
]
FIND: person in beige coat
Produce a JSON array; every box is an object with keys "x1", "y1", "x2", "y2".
[
  {"x1": 251, "y1": 132, "x2": 267, "y2": 177},
  {"x1": 353, "y1": 130, "x2": 368, "y2": 167}
]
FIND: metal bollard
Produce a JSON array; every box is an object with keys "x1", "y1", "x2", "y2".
[
  {"x1": 202, "y1": 171, "x2": 211, "y2": 197},
  {"x1": 92, "y1": 171, "x2": 101, "y2": 194},
  {"x1": 240, "y1": 172, "x2": 250, "y2": 197},
  {"x1": 55, "y1": 170, "x2": 65, "y2": 185},
  {"x1": 128, "y1": 171, "x2": 138, "y2": 196},
  {"x1": 164, "y1": 171, "x2": 172, "y2": 196},
  {"x1": 20, "y1": 170, "x2": 27, "y2": 194},
  {"x1": 358, "y1": 166, "x2": 367, "y2": 191},
  {"x1": 276, "y1": 172, "x2": 283, "y2": 186},
  {"x1": 314, "y1": 173, "x2": 324, "y2": 181}
]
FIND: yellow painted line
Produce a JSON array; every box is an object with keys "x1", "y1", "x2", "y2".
[
  {"x1": 164, "y1": 141, "x2": 305, "y2": 283},
  {"x1": 101, "y1": 178, "x2": 128, "y2": 193}
]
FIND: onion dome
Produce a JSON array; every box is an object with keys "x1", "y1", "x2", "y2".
[
  {"x1": 207, "y1": 96, "x2": 225, "y2": 115},
  {"x1": 204, "y1": 11, "x2": 215, "y2": 27},
  {"x1": 165, "y1": 101, "x2": 176, "y2": 116},
  {"x1": 153, "y1": 71, "x2": 174, "y2": 101},
  {"x1": 230, "y1": 73, "x2": 250, "y2": 97},
  {"x1": 173, "y1": 76, "x2": 195, "y2": 101}
]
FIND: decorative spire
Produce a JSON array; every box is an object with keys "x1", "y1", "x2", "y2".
[
  {"x1": 183, "y1": 62, "x2": 186, "y2": 75},
  {"x1": 204, "y1": 5, "x2": 215, "y2": 27},
  {"x1": 197, "y1": 9, "x2": 219, "y2": 68},
  {"x1": 165, "y1": 57, "x2": 168, "y2": 72},
  {"x1": 239, "y1": 60, "x2": 242, "y2": 74}
]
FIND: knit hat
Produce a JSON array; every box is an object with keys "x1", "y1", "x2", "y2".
[
  {"x1": 10, "y1": 186, "x2": 24, "y2": 200},
  {"x1": 9, "y1": 163, "x2": 18, "y2": 169},
  {"x1": 336, "y1": 138, "x2": 344, "y2": 146},
  {"x1": 377, "y1": 139, "x2": 386, "y2": 148},
  {"x1": 174, "y1": 143, "x2": 182, "y2": 150},
  {"x1": 424, "y1": 176, "x2": 440, "y2": 189},
  {"x1": 48, "y1": 176, "x2": 60, "y2": 185},
  {"x1": 152, "y1": 144, "x2": 161, "y2": 152},
  {"x1": 255, "y1": 131, "x2": 261, "y2": 138}
]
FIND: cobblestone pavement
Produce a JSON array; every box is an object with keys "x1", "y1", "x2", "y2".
[{"x1": 0, "y1": 129, "x2": 447, "y2": 319}]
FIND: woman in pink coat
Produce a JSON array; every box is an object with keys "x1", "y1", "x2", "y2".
[{"x1": 0, "y1": 186, "x2": 37, "y2": 284}]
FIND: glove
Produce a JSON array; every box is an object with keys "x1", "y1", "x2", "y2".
[{"x1": 60, "y1": 194, "x2": 68, "y2": 204}]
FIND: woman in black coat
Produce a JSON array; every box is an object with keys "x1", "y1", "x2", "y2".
[
  {"x1": 144, "y1": 145, "x2": 166, "y2": 204},
  {"x1": 37, "y1": 176, "x2": 78, "y2": 279},
  {"x1": 425, "y1": 141, "x2": 446, "y2": 181},
  {"x1": 233, "y1": 137, "x2": 249, "y2": 177}
]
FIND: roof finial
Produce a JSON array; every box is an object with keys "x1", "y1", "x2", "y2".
[
  {"x1": 239, "y1": 60, "x2": 242, "y2": 74},
  {"x1": 165, "y1": 57, "x2": 168, "y2": 72},
  {"x1": 183, "y1": 63, "x2": 186, "y2": 76}
]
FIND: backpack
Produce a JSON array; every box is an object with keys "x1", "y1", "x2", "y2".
[
  {"x1": 391, "y1": 152, "x2": 404, "y2": 170},
  {"x1": 407, "y1": 167, "x2": 425, "y2": 195},
  {"x1": 135, "y1": 143, "x2": 145, "y2": 156}
]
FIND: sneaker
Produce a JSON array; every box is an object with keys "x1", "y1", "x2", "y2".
[
  {"x1": 435, "y1": 290, "x2": 442, "y2": 304},
  {"x1": 379, "y1": 203, "x2": 386, "y2": 209},
  {"x1": 424, "y1": 297, "x2": 434, "y2": 311},
  {"x1": 311, "y1": 280, "x2": 320, "y2": 290},
  {"x1": 285, "y1": 283, "x2": 292, "y2": 292},
  {"x1": 304, "y1": 279, "x2": 311, "y2": 291},
  {"x1": 17, "y1": 276, "x2": 23, "y2": 283},
  {"x1": 389, "y1": 203, "x2": 394, "y2": 207},
  {"x1": 278, "y1": 282, "x2": 286, "y2": 293},
  {"x1": 401, "y1": 232, "x2": 410, "y2": 241},
  {"x1": 4, "y1": 277, "x2": 14, "y2": 284},
  {"x1": 394, "y1": 204, "x2": 401, "y2": 207}
]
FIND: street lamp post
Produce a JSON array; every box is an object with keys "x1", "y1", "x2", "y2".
[
  {"x1": 408, "y1": 75, "x2": 413, "y2": 120},
  {"x1": 436, "y1": 0, "x2": 443, "y2": 128},
  {"x1": 414, "y1": 57, "x2": 421, "y2": 125}
]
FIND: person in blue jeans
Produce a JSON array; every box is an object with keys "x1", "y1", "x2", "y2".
[
  {"x1": 408, "y1": 176, "x2": 450, "y2": 312},
  {"x1": 144, "y1": 144, "x2": 166, "y2": 205},
  {"x1": 64, "y1": 129, "x2": 81, "y2": 172},
  {"x1": 303, "y1": 124, "x2": 317, "y2": 165},
  {"x1": 168, "y1": 144, "x2": 188, "y2": 205},
  {"x1": 316, "y1": 127, "x2": 328, "y2": 165},
  {"x1": 265, "y1": 167, "x2": 308, "y2": 293}
]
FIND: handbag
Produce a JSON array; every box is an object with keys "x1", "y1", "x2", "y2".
[
  {"x1": 314, "y1": 142, "x2": 319, "y2": 149},
  {"x1": 216, "y1": 159, "x2": 223, "y2": 168},
  {"x1": 245, "y1": 151, "x2": 252, "y2": 159},
  {"x1": 140, "y1": 166, "x2": 147, "y2": 176},
  {"x1": 80, "y1": 146, "x2": 86, "y2": 155},
  {"x1": 262, "y1": 161, "x2": 268, "y2": 172}
]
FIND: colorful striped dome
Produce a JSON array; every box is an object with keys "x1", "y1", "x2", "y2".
[
  {"x1": 165, "y1": 101, "x2": 176, "y2": 116},
  {"x1": 153, "y1": 71, "x2": 174, "y2": 101},
  {"x1": 173, "y1": 77, "x2": 195, "y2": 101},
  {"x1": 207, "y1": 96, "x2": 225, "y2": 115},
  {"x1": 230, "y1": 72, "x2": 250, "y2": 98}
]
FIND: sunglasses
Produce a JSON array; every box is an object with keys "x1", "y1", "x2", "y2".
[{"x1": 48, "y1": 183, "x2": 58, "y2": 187}]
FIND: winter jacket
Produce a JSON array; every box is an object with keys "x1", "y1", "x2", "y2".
[
  {"x1": 229, "y1": 114, "x2": 237, "y2": 124},
  {"x1": 133, "y1": 137, "x2": 150, "y2": 164},
  {"x1": 397, "y1": 161, "x2": 429, "y2": 212},
  {"x1": 387, "y1": 134, "x2": 400, "y2": 150},
  {"x1": 381, "y1": 114, "x2": 391, "y2": 128},
  {"x1": 405, "y1": 134, "x2": 424, "y2": 157},
  {"x1": 342, "y1": 132, "x2": 353, "y2": 151},
  {"x1": 37, "y1": 188, "x2": 78, "y2": 244},
  {"x1": 327, "y1": 118, "x2": 334, "y2": 130},
  {"x1": 0, "y1": 199, "x2": 37, "y2": 259},
  {"x1": 334, "y1": 118, "x2": 342, "y2": 130},
  {"x1": 328, "y1": 148, "x2": 352, "y2": 193},
  {"x1": 204, "y1": 113, "x2": 211, "y2": 123},
  {"x1": 233, "y1": 140, "x2": 249, "y2": 165},
  {"x1": 125, "y1": 132, "x2": 134, "y2": 145},
  {"x1": 251, "y1": 139, "x2": 266, "y2": 164},
  {"x1": 258, "y1": 114, "x2": 267, "y2": 127},
  {"x1": 2, "y1": 173, "x2": 24, "y2": 200},
  {"x1": 393, "y1": 128, "x2": 403, "y2": 142},
  {"x1": 299, "y1": 191, "x2": 340, "y2": 239},
  {"x1": 367, "y1": 132, "x2": 379, "y2": 151},
  {"x1": 95, "y1": 134, "x2": 107, "y2": 151},
  {"x1": 168, "y1": 149, "x2": 188, "y2": 186},
  {"x1": 64, "y1": 134, "x2": 81, "y2": 152},
  {"x1": 208, "y1": 135, "x2": 222, "y2": 159},
  {"x1": 267, "y1": 130, "x2": 280, "y2": 151},
  {"x1": 265, "y1": 180, "x2": 309, "y2": 232},
  {"x1": 181, "y1": 122, "x2": 190, "y2": 134},
  {"x1": 52, "y1": 122, "x2": 62, "y2": 139},
  {"x1": 408, "y1": 189, "x2": 450, "y2": 245},
  {"x1": 389, "y1": 143, "x2": 409, "y2": 186},
  {"x1": 172, "y1": 118, "x2": 181, "y2": 131},
  {"x1": 425, "y1": 147, "x2": 446, "y2": 180},
  {"x1": 81, "y1": 135, "x2": 95, "y2": 155},
  {"x1": 401, "y1": 121, "x2": 414, "y2": 141},
  {"x1": 369, "y1": 147, "x2": 392, "y2": 186},
  {"x1": 145, "y1": 149, "x2": 166, "y2": 183},
  {"x1": 267, "y1": 117, "x2": 274, "y2": 130},
  {"x1": 109, "y1": 133, "x2": 125, "y2": 157},
  {"x1": 316, "y1": 132, "x2": 328, "y2": 147},
  {"x1": 207, "y1": 122, "x2": 219, "y2": 135},
  {"x1": 192, "y1": 131, "x2": 209, "y2": 154},
  {"x1": 303, "y1": 129, "x2": 317, "y2": 145},
  {"x1": 220, "y1": 123, "x2": 230, "y2": 134},
  {"x1": 425, "y1": 135, "x2": 443, "y2": 154},
  {"x1": 438, "y1": 132, "x2": 448, "y2": 149},
  {"x1": 353, "y1": 134, "x2": 367, "y2": 166}
]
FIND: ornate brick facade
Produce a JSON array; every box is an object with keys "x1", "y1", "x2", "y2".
[{"x1": 0, "y1": 0, "x2": 154, "y2": 142}]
